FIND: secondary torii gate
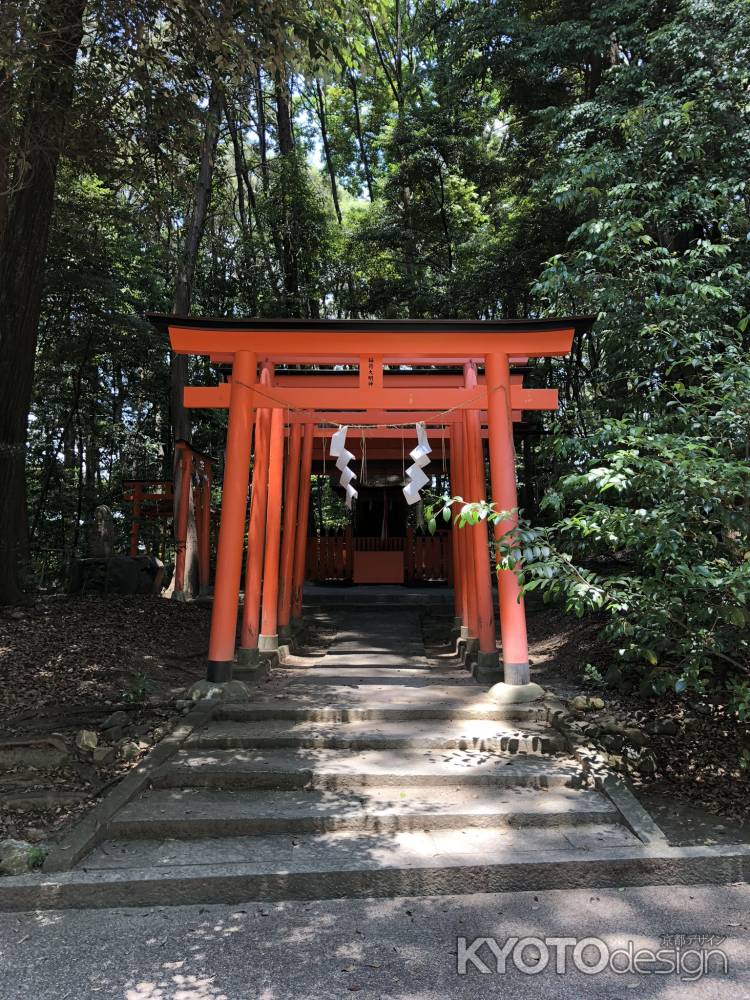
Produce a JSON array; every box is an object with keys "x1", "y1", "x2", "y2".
[{"x1": 149, "y1": 315, "x2": 590, "y2": 700}]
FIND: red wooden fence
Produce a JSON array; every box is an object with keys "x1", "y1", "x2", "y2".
[{"x1": 306, "y1": 528, "x2": 452, "y2": 584}]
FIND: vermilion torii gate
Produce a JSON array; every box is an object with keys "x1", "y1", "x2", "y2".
[{"x1": 149, "y1": 315, "x2": 590, "y2": 700}]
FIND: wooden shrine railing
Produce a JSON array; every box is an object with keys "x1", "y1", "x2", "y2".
[
  {"x1": 305, "y1": 527, "x2": 452, "y2": 584},
  {"x1": 306, "y1": 527, "x2": 353, "y2": 582},
  {"x1": 406, "y1": 527, "x2": 453, "y2": 584}
]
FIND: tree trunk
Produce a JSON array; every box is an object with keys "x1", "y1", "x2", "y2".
[
  {"x1": 256, "y1": 65, "x2": 269, "y2": 192},
  {"x1": 273, "y1": 62, "x2": 301, "y2": 315},
  {"x1": 0, "y1": 0, "x2": 86, "y2": 604},
  {"x1": 348, "y1": 73, "x2": 374, "y2": 202},
  {"x1": 315, "y1": 80, "x2": 342, "y2": 224},
  {"x1": 168, "y1": 78, "x2": 222, "y2": 598}
]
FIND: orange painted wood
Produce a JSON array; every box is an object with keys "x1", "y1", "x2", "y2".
[
  {"x1": 291, "y1": 423, "x2": 314, "y2": 618},
  {"x1": 332, "y1": 528, "x2": 342, "y2": 580},
  {"x1": 210, "y1": 354, "x2": 532, "y2": 366},
  {"x1": 278, "y1": 423, "x2": 303, "y2": 630},
  {"x1": 169, "y1": 325, "x2": 574, "y2": 359},
  {"x1": 173, "y1": 445, "x2": 192, "y2": 594},
  {"x1": 450, "y1": 422, "x2": 468, "y2": 627},
  {"x1": 183, "y1": 384, "x2": 557, "y2": 413},
  {"x1": 464, "y1": 362, "x2": 496, "y2": 655},
  {"x1": 259, "y1": 405, "x2": 285, "y2": 641},
  {"x1": 239, "y1": 366, "x2": 273, "y2": 652},
  {"x1": 207, "y1": 350, "x2": 257, "y2": 667},
  {"x1": 353, "y1": 550, "x2": 404, "y2": 584},
  {"x1": 486, "y1": 352, "x2": 530, "y2": 681},
  {"x1": 344, "y1": 524, "x2": 354, "y2": 580}
]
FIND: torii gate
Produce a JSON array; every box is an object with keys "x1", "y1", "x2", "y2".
[{"x1": 149, "y1": 315, "x2": 591, "y2": 700}]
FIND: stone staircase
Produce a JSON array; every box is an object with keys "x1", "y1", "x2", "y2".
[{"x1": 3, "y1": 607, "x2": 748, "y2": 909}]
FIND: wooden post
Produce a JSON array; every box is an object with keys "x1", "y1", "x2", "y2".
[
  {"x1": 239, "y1": 365, "x2": 273, "y2": 661},
  {"x1": 198, "y1": 460, "x2": 212, "y2": 594},
  {"x1": 463, "y1": 363, "x2": 497, "y2": 668},
  {"x1": 278, "y1": 422, "x2": 303, "y2": 639},
  {"x1": 173, "y1": 443, "x2": 192, "y2": 598},
  {"x1": 206, "y1": 350, "x2": 257, "y2": 681},
  {"x1": 259, "y1": 404, "x2": 285, "y2": 651},
  {"x1": 129, "y1": 483, "x2": 142, "y2": 557},
  {"x1": 459, "y1": 410, "x2": 480, "y2": 640},
  {"x1": 485, "y1": 351, "x2": 530, "y2": 685},
  {"x1": 291, "y1": 422, "x2": 314, "y2": 622},
  {"x1": 450, "y1": 421, "x2": 470, "y2": 635}
]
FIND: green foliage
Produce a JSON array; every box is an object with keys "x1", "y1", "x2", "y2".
[
  {"x1": 121, "y1": 672, "x2": 153, "y2": 705},
  {"x1": 13, "y1": 0, "x2": 750, "y2": 717},
  {"x1": 26, "y1": 846, "x2": 47, "y2": 870}
]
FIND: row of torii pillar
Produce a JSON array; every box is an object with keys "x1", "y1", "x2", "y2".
[{"x1": 149, "y1": 315, "x2": 590, "y2": 702}]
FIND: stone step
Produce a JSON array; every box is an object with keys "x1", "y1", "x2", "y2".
[
  {"x1": 278, "y1": 667, "x2": 439, "y2": 684},
  {"x1": 88, "y1": 821, "x2": 639, "y2": 871},
  {"x1": 154, "y1": 747, "x2": 581, "y2": 791},
  {"x1": 5, "y1": 838, "x2": 748, "y2": 911},
  {"x1": 213, "y1": 696, "x2": 556, "y2": 724},
  {"x1": 280, "y1": 667, "x2": 435, "y2": 682},
  {"x1": 188, "y1": 718, "x2": 565, "y2": 754},
  {"x1": 312, "y1": 645, "x2": 430, "y2": 672},
  {"x1": 110, "y1": 785, "x2": 619, "y2": 839}
]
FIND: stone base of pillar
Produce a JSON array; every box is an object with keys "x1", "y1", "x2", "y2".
[
  {"x1": 171, "y1": 590, "x2": 188, "y2": 603},
  {"x1": 237, "y1": 646, "x2": 260, "y2": 667},
  {"x1": 258, "y1": 634, "x2": 279, "y2": 652},
  {"x1": 473, "y1": 650, "x2": 502, "y2": 684},
  {"x1": 206, "y1": 660, "x2": 233, "y2": 683},
  {"x1": 457, "y1": 635, "x2": 478, "y2": 668},
  {"x1": 503, "y1": 661, "x2": 532, "y2": 686},
  {"x1": 487, "y1": 680, "x2": 546, "y2": 704},
  {"x1": 187, "y1": 678, "x2": 251, "y2": 702},
  {"x1": 460, "y1": 625, "x2": 471, "y2": 640}
]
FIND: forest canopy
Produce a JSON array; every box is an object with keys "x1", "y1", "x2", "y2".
[{"x1": 0, "y1": 0, "x2": 748, "y2": 708}]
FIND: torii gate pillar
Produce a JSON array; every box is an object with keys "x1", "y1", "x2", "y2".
[
  {"x1": 485, "y1": 352, "x2": 544, "y2": 702},
  {"x1": 206, "y1": 350, "x2": 257, "y2": 683}
]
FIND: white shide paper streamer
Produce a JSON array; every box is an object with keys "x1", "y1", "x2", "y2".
[
  {"x1": 329, "y1": 425, "x2": 358, "y2": 509},
  {"x1": 402, "y1": 421, "x2": 432, "y2": 505}
]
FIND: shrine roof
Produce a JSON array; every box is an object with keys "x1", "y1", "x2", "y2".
[{"x1": 147, "y1": 313, "x2": 594, "y2": 334}]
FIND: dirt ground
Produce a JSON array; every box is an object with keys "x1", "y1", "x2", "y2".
[
  {"x1": 423, "y1": 599, "x2": 750, "y2": 844},
  {"x1": 524, "y1": 601, "x2": 750, "y2": 832},
  {"x1": 0, "y1": 595, "x2": 211, "y2": 846}
]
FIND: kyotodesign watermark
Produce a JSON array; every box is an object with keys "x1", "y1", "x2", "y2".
[{"x1": 456, "y1": 934, "x2": 729, "y2": 981}]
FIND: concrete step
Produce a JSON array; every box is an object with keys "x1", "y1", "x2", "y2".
[
  {"x1": 213, "y1": 695, "x2": 557, "y2": 724},
  {"x1": 187, "y1": 718, "x2": 566, "y2": 754},
  {"x1": 5, "y1": 837, "x2": 748, "y2": 911},
  {"x1": 283, "y1": 667, "x2": 435, "y2": 682},
  {"x1": 88, "y1": 821, "x2": 639, "y2": 871},
  {"x1": 110, "y1": 785, "x2": 619, "y2": 839},
  {"x1": 154, "y1": 747, "x2": 581, "y2": 791},
  {"x1": 278, "y1": 667, "x2": 440, "y2": 684},
  {"x1": 313, "y1": 656, "x2": 428, "y2": 669}
]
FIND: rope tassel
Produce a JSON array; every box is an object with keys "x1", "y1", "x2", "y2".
[
  {"x1": 330, "y1": 425, "x2": 358, "y2": 509},
  {"x1": 403, "y1": 421, "x2": 432, "y2": 506}
]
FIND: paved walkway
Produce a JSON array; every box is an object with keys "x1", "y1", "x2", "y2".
[{"x1": 2, "y1": 884, "x2": 748, "y2": 999}]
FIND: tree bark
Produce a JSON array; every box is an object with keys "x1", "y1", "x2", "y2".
[
  {"x1": 273, "y1": 61, "x2": 301, "y2": 315},
  {"x1": 315, "y1": 80, "x2": 342, "y2": 224},
  {"x1": 256, "y1": 65, "x2": 269, "y2": 193},
  {"x1": 168, "y1": 77, "x2": 222, "y2": 598},
  {"x1": 348, "y1": 73, "x2": 374, "y2": 201},
  {"x1": 0, "y1": 0, "x2": 86, "y2": 604}
]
